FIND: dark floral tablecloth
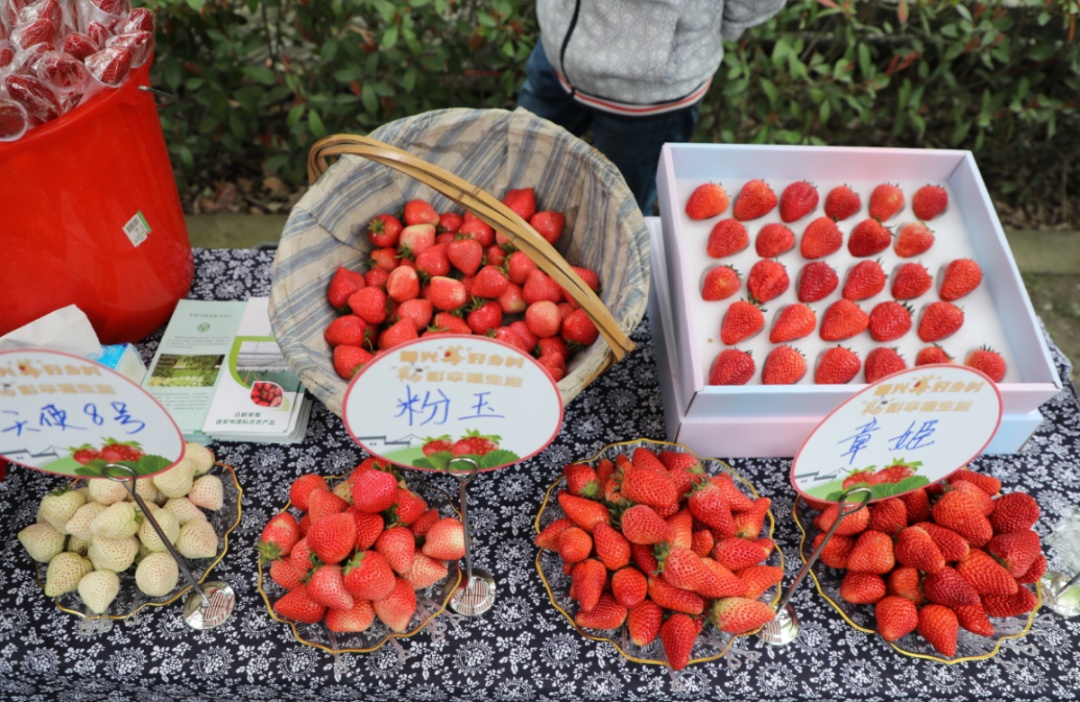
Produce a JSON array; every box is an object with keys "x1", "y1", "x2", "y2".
[{"x1": 1, "y1": 248, "x2": 1079, "y2": 701}]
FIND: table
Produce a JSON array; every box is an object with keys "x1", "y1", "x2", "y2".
[{"x1": 2, "y1": 247, "x2": 1079, "y2": 701}]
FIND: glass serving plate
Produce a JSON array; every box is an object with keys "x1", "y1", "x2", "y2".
[
  {"x1": 35, "y1": 460, "x2": 243, "y2": 621},
  {"x1": 256, "y1": 473, "x2": 462, "y2": 654},
  {"x1": 534, "y1": 438, "x2": 784, "y2": 667},
  {"x1": 792, "y1": 495, "x2": 1042, "y2": 664}
]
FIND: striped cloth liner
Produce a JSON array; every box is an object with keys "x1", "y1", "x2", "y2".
[{"x1": 269, "y1": 107, "x2": 650, "y2": 416}]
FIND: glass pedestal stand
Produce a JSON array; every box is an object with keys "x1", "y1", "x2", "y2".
[{"x1": 1040, "y1": 570, "x2": 1080, "y2": 618}]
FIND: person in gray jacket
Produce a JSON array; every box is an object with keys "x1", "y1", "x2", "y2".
[{"x1": 517, "y1": 0, "x2": 786, "y2": 214}]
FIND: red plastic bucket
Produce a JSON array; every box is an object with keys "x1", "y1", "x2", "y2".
[{"x1": 0, "y1": 61, "x2": 193, "y2": 344}]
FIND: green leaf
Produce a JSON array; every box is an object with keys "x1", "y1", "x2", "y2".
[
  {"x1": 384, "y1": 25, "x2": 399, "y2": 49},
  {"x1": 361, "y1": 83, "x2": 378, "y2": 114},
  {"x1": 137, "y1": 455, "x2": 172, "y2": 476},
  {"x1": 419, "y1": 451, "x2": 453, "y2": 471},
  {"x1": 411, "y1": 457, "x2": 436, "y2": 470},
  {"x1": 760, "y1": 77, "x2": 778, "y2": 106},
  {"x1": 478, "y1": 449, "x2": 520, "y2": 469},
  {"x1": 243, "y1": 65, "x2": 277, "y2": 86},
  {"x1": 308, "y1": 110, "x2": 326, "y2": 137}
]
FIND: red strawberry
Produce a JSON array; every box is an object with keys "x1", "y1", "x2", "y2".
[
  {"x1": 864, "y1": 347, "x2": 907, "y2": 383},
  {"x1": 472, "y1": 265, "x2": 509, "y2": 298},
  {"x1": 535, "y1": 517, "x2": 573, "y2": 551},
  {"x1": 918, "y1": 301, "x2": 964, "y2": 342},
  {"x1": 915, "y1": 345, "x2": 952, "y2": 366},
  {"x1": 989, "y1": 492, "x2": 1039, "y2": 534},
  {"x1": 574, "y1": 594, "x2": 627, "y2": 631},
  {"x1": 660, "y1": 613, "x2": 698, "y2": 671},
  {"x1": 564, "y1": 463, "x2": 600, "y2": 499},
  {"x1": 949, "y1": 469, "x2": 1000, "y2": 497},
  {"x1": 732, "y1": 497, "x2": 771, "y2": 539},
  {"x1": 621, "y1": 465, "x2": 678, "y2": 509},
  {"x1": 711, "y1": 472, "x2": 755, "y2": 512},
  {"x1": 404, "y1": 199, "x2": 439, "y2": 226},
  {"x1": 270, "y1": 557, "x2": 305, "y2": 591},
  {"x1": 956, "y1": 549, "x2": 1018, "y2": 596},
  {"x1": 847, "y1": 219, "x2": 892, "y2": 257},
  {"x1": 591, "y1": 522, "x2": 630, "y2": 571},
  {"x1": 868, "y1": 498, "x2": 908, "y2": 535},
  {"x1": 373, "y1": 577, "x2": 418, "y2": 632},
  {"x1": 891, "y1": 262, "x2": 933, "y2": 301},
  {"x1": 796, "y1": 261, "x2": 839, "y2": 303},
  {"x1": 820, "y1": 299, "x2": 869, "y2": 341},
  {"x1": 605, "y1": 568, "x2": 645, "y2": 609},
  {"x1": 733, "y1": 179, "x2": 778, "y2": 221},
  {"x1": 800, "y1": 217, "x2": 843, "y2": 259},
  {"x1": 685, "y1": 183, "x2": 729, "y2": 220},
  {"x1": 289, "y1": 474, "x2": 329, "y2": 512},
  {"x1": 422, "y1": 517, "x2": 466, "y2": 561},
  {"x1": 327, "y1": 266, "x2": 366, "y2": 309},
  {"x1": 308, "y1": 513, "x2": 357, "y2": 565},
  {"x1": 706, "y1": 218, "x2": 749, "y2": 258},
  {"x1": 665, "y1": 509, "x2": 693, "y2": 549},
  {"x1": 815, "y1": 346, "x2": 862, "y2": 384},
  {"x1": 351, "y1": 469, "x2": 398, "y2": 514},
  {"x1": 466, "y1": 300, "x2": 503, "y2": 335},
  {"x1": 887, "y1": 567, "x2": 927, "y2": 605},
  {"x1": 846, "y1": 530, "x2": 895, "y2": 575},
  {"x1": 939, "y1": 258, "x2": 982, "y2": 301},
  {"x1": 630, "y1": 447, "x2": 667, "y2": 474},
  {"x1": 840, "y1": 571, "x2": 886, "y2": 604},
  {"x1": 620, "y1": 505, "x2": 671, "y2": 545},
  {"x1": 841, "y1": 260, "x2": 886, "y2": 301},
  {"x1": 348, "y1": 287, "x2": 388, "y2": 325},
  {"x1": 85, "y1": 47, "x2": 133, "y2": 87},
  {"x1": 258, "y1": 513, "x2": 300, "y2": 562},
  {"x1": 1017, "y1": 555, "x2": 1047, "y2": 585},
  {"x1": 953, "y1": 603, "x2": 994, "y2": 636},
  {"x1": 912, "y1": 184, "x2": 948, "y2": 220},
  {"x1": 708, "y1": 348, "x2": 755, "y2": 386},
  {"x1": 712, "y1": 537, "x2": 769, "y2": 572},
  {"x1": 633, "y1": 543, "x2": 660, "y2": 576},
  {"x1": 370, "y1": 247, "x2": 399, "y2": 271},
  {"x1": 529, "y1": 211, "x2": 565, "y2": 245},
  {"x1": 687, "y1": 481, "x2": 734, "y2": 536},
  {"x1": 352, "y1": 511, "x2": 385, "y2": 550},
  {"x1": 368, "y1": 213, "x2": 404, "y2": 247},
  {"x1": 561, "y1": 309, "x2": 599, "y2": 346},
  {"x1": 918, "y1": 604, "x2": 959, "y2": 657},
  {"x1": 965, "y1": 347, "x2": 1006, "y2": 382},
  {"x1": 818, "y1": 501, "x2": 870, "y2": 536},
  {"x1": 755, "y1": 223, "x2": 795, "y2": 258},
  {"x1": 708, "y1": 596, "x2": 775, "y2": 634},
  {"x1": 307, "y1": 564, "x2": 355, "y2": 611},
  {"x1": 770, "y1": 306, "x2": 815, "y2": 349},
  {"x1": 720, "y1": 300, "x2": 765, "y2": 345},
  {"x1": 738, "y1": 564, "x2": 783, "y2": 600},
  {"x1": 691, "y1": 529, "x2": 714, "y2": 558},
  {"x1": 442, "y1": 236, "x2": 482, "y2": 277},
  {"x1": 325, "y1": 315, "x2": 368, "y2": 348},
  {"x1": 924, "y1": 567, "x2": 980, "y2": 607},
  {"x1": 376, "y1": 526, "x2": 416, "y2": 575},
  {"x1": 522, "y1": 269, "x2": 563, "y2": 305},
  {"x1": 931, "y1": 490, "x2": 993, "y2": 546},
  {"x1": 813, "y1": 532, "x2": 853, "y2": 569},
  {"x1": 894, "y1": 526, "x2": 946, "y2": 573},
  {"x1": 824, "y1": 184, "x2": 861, "y2": 221},
  {"x1": 868, "y1": 183, "x2": 905, "y2": 221},
  {"x1": 326, "y1": 599, "x2": 376, "y2": 633},
  {"x1": 502, "y1": 188, "x2": 537, "y2": 221},
  {"x1": 780, "y1": 180, "x2": 819, "y2": 223},
  {"x1": 627, "y1": 600, "x2": 663, "y2": 646},
  {"x1": 950, "y1": 480, "x2": 994, "y2": 516},
  {"x1": 875, "y1": 595, "x2": 919, "y2": 642},
  {"x1": 333, "y1": 345, "x2": 373, "y2": 379},
  {"x1": 762, "y1": 345, "x2": 807, "y2": 385},
  {"x1": 894, "y1": 221, "x2": 935, "y2": 258},
  {"x1": 915, "y1": 522, "x2": 971, "y2": 563},
  {"x1": 309, "y1": 489, "x2": 349, "y2": 523},
  {"x1": 274, "y1": 584, "x2": 326, "y2": 624},
  {"x1": 388, "y1": 489, "x2": 427, "y2": 527},
  {"x1": 701, "y1": 265, "x2": 741, "y2": 301},
  {"x1": 899, "y1": 488, "x2": 931, "y2": 523},
  {"x1": 747, "y1": 259, "x2": 789, "y2": 303},
  {"x1": 982, "y1": 586, "x2": 1037, "y2": 618},
  {"x1": 986, "y1": 531, "x2": 1042, "y2": 577},
  {"x1": 571, "y1": 558, "x2": 607, "y2": 612},
  {"x1": 868, "y1": 301, "x2": 913, "y2": 342},
  {"x1": 451, "y1": 430, "x2": 499, "y2": 457},
  {"x1": 558, "y1": 492, "x2": 611, "y2": 533}
]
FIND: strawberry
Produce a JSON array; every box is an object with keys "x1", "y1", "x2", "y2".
[
  {"x1": 915, "y1": 522, "x2": 970, "y2": 562},
  {"x1": 529, "y1": 211, "x2": 565, "y2": 245},
  {"x1": 949, "y1": 480, "x2": 994, "y2": 516},
  {"x1": 687, "y1": 481, "x2": 734, "y2": 535},
  {"x1": 558, "y1": 492, "x2": 611, "y2": 533},
  {"x1": 370, "y1": 247, "x2": 399, "y2": 271},
  {"x1": 255, "y1": 514, "x2": 300, "y2": 564},
  {"x1": 564, "y1": 463, "x2": 600, "y2": 499},
  {"x1": 427, "y1": 276, "x2": 468, "y2": 311},
  {"x1": 870, "y1": 460, "x2": 919, "y2": 486},
  {"x1": 660, "y1": 613, "x2": 698, "y2": 671},
  {"x1": 373, "y1": 577, "x2": 418, "y2": 632},
  {"x1": 817, "y1": 501, "x2": 870, "y2": 536},
  {"x1": 452, "y1": 430, "x2": 500, "y2": 457},
  {"x1": 712, "y1": 537, "x2": 769, "y2": 571},
  {"x1": 706, "y1": 218, "x2": 749, "y2": 258},
  {"x1": 846, "y1": 530, "x2": 895, "y2": 574},
  {"x1": 924, "y1": 567, "x2": 980, "y2": 607},
  {"x1": 685, "y1": 182, "x2": 729, "y2": 220},
  {"x1": 864, "y1": 347, "x2": 907, "y2": 383},
  {"x1": 535, "y1": 517, "x2": 573, "y2": 550},
  {"x1": 666, "y1": 509, "x2": 694, "y2": 549},
  {"x1": 800, "y1": 217, "x2": 843, "y2": 259},
  {"x1": 738, "y1": 564, "x2": 783, "y2": 599},
  {"x1": 982, "y1": 586, "x2": 1037, "y2": 618},
  {"x1": 708, "y1": 348, "x2": 755, "y2": 386},
  {"x1": 939, "y1": 258, "x2": 982, "y2": 301},
  {"x1": 308, "y1": 489, "x2": 349, "y2": 523},
  {"x1": 465, "y1": 300, "x2": 502, "y2": 335},
  {"x1": 932, "y1": 490, "x2": 993, "y2": 546},
  {"x1": 894, "y1": 221, "x2": 935, "y2": 258},
  {"x1": 868, "y1": 183, "x2": 905, "y2": 221},
  {"x1": 847, "y1": 219, "x2": 892, "y2": 257},
  {"x1": 747, "y1": 259, "x2": 789, "y2": 303},
  {"x1": 796, "y1": 261, "x2": 839, "y2": 303},
  {"x1": 352, "y1": 511, "x2": 385, "y2": 550},
  {"x1": 571, "y1": 559, "x2": 607, "y2": 612},
  {"x1": 1017, "y1": 554, "x2": 1047, "y2": 585},
  {"x1": 720, "y1": 300, "x2": 765, "y2": 345},
  {"x1": 574, "y1": 594, "x2": 627, "y2": 631},
  {"x1": 701, "y1": 265, "x2": 741, "y2": 301},
  {"x1": 522, "y1": 269, "x2": 563, "y2": 305},
  {"x1": 351, "y1": 468, "x2": 398, "y2": 514},
  {"x1": 811, "y1": 531, "x2": 852, "y2": 569},
  {"x1": 918, "y1": 604, "x2": 959, "y2": 657},
  {"x1": 472, "y1": 265, "x2": 509, "y2": 298},
  {"x1": 732, "y1": 497, "x2": 771, "y2": 539},
  {"x1": 570, "y1": 265, "x2": 600, "y2": 293},
  {"x1": 868, "y1": 498, "x2": 908, "y2": 535},
  {"x1": 422, "y1": 517, "x2": 466, "y2": 560},
  {"x1": 343, "y1": 550, "x2": 396, "y2": 600},
  {"x1": 824, "y1": 184, "x2": 861, "y2": 221},
  {"x1": 307, "y1": 512, "x2": 356, "y2": 564},
  {"x1": 868, "y1": 301, "x2": 912, "y2": 342},
  {"x1": 755, "y1": 223, "x2": 796, "y2": 258},
  {"x1": 274, "y1": 584, "x2": 326, "y2": 624},
  {"x1": 404, "y1": 199, "x2": 439, "y2": 226},
  {"x1": 898, "y1": 487, "x2": 931, "y2": 522},
  {"x1": 633, "y1": 543, "x2": 660, "y2": 576},
  {"x1": 965, "y1": 346, "x2": 1006, "y2": 382},
  {"x1": 620, "y1": 505, "x2": 671, "y2": 545},
  {"x1": 841, "y1": 260, "x2": 886, "y2": 302},
  {"x1": 917, "y1": 301, "x2": 964, "y2": 342},
  {"x1": 762, "y1": 345, "x2": 807, "y2": 384},
  {"x1": 779, "y1": 180, "x2": 819, "y2": 223},
  {"x1": 627, "y1": 600, "x2": 664, "y2": 647},
  {"x1": 307, "y1": 564, "x2": 355, "y2": 611},
  {"x1": 691, "y1": 529, "x2": 715, "y2": 558},
  {"x1": 621, "y1": 465, "x2": 678, "y2": 509},
  {"x1": 820, "y1": 299, "x2": 869, "y2": 341},
  {"x1": 953, "y1": 603, "x2": 995, "y2": 636},
  {"x1": 289, "y1": 474, "x2": 329, "y2": 512},
  {"x1": 948, "y1": 469, "x2": 1000, "y2": 496},
  {"x1": 85, "y1": 46, "x2": 133, "y2": 87},
  {"x1": 956, "y1": 549, "x2": 1018, "y2": 596},
  {"x1": 890, "y1": 263, "x2": 932, "y2": 301},
  {"x1": 986, "y1": 531, "x2": 1042, "y2": 577},
  {"x1": 368, "y1": 213, "x2": 404, "y2": 247},
  {"x1": 385, "y1": 265, "x2": 419, "y2": 303},
  {"x1": 324, "y1": 315, "x2": 368, "y2": 348},
  {"x1": 63, "y1": 33, "x2": 98, "y2": 61},
  {"x1": 348, "y1": 286, "x2": 388, "y2": 325},
  {"x1": 327, "y1": 266, "x2": 366, "y2": 309},
  {"x1": 915, "y1": 344, "x2": 952, "y2": 366},
  {"x1": 593, "y1": 522, "x2": 631, "y2": 571},
  {"x1": 648, "y1": 577, "x2": 705, "y2": 615},
  {"x1": 894, "y1": 526, "x2": 945, "y2": 573},
  {"x1": 711, "y1": 472, "x2": 755, "y2": 511},
  {"x1": 887, "y1": 567, "x2": 927, "y2": 605},
  {"x1": 733, "y1": 179, "x2": 778, "y2": 221},
  {"x1": 815, "y1": 346, "x2": 861, "y2": 384},
  {"x1": 326, "y1": 599, "x2": 376, "y2": 633},
  {"x1": 502, "y1": 188, "x2": 537, "y2": 221},
  {"x1": 875, "y1": 595, "x2": 919, "y2": 642},
  {"x1": 989, "y1": 492, "x2": 1039, "y2": 533},
  {"x1": 269, "y1": 557, "x2": 305, "y2": 591},
  {"x1": 333, "y1": 345, "x2": 373, "y2": 380},
  {"x1": 912, "y1": 184, "x2": 948, "y2": 220},
  {"x1": 561, "y1": 309, "x2": 599, "y2": 346},
  {"x1": 840, "y1": 571, "x2": 886, "y2": 604},
  {"x1": 98, "y1": 438, "x2": 143, "y2": 462},
  {"x1": 376, "y1": 525, "x2": 416, "y2": 575},
  {"x1": 709, "y1": 596, "x2": 775, "y2": 634}
]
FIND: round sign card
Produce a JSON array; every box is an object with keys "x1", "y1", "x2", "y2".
[
  {"x1": 791, "y1": 364, "x2": 1003, "y2": 504},
  {"x1": 0, "y1": 349, "x2": 185, "y2": 478},
  {"x1": 342, "y1": 335, "x2": 564, "y2": 472}
]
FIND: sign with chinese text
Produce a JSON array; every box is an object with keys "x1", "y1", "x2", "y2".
[
  {"x1": 791, "y1": 365, "x2": 1002, "y2": 503},
  {"x1": 0, "y1": 350, "x2": 185, "y2": 478},
  {"x1": 342, "y1": 335, "x2": 564, "y2": 472}
]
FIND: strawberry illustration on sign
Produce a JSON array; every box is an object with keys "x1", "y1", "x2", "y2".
[
  {"x1": 250, "y1": 381, "x2": 284, "y2": 407},
  {"x1": 832, "y1": 459, "x2": 928, "y2": 501},
  {"x1": 413, "y1": 430, "x2": 516, "y2": 470}
]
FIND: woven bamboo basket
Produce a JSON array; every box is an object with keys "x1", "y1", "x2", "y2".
[{"x1": 269, "y1": 108, "x2": 650, "y2": 416}]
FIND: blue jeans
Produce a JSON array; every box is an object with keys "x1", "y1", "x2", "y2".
[{"x1": 516, "y1": 42, "x2": 700, "y2": 215}]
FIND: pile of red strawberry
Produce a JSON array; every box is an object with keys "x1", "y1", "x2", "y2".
[
  {"x1": 806, "y1": 468, "x2": 1044, "y2": 658},
  {"x1": 325, "y1": 187, "x2": 601, "y2": 384},
  {"x1": 686, "y1": 179, "x2": 1008, "y2": 386},
  {"x1": 258, "y1": 458, "x2": 466, "y2": 635},
  {"x1": 535, "y1": 446, "x2": 782, "y2": 670}
]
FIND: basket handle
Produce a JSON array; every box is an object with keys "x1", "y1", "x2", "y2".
[{"x1": 307, "y1": 134, "x2": 634, "y2": 362}]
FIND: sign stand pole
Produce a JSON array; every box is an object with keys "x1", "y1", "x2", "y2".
[
  {"x1": 757, "y1": 486, "x2": 872, "y2": 646},
  {"x1": 445, "y1": 457, "x2": 496, "y2": 617}
]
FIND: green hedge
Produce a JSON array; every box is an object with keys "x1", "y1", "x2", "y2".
[{"x1": 147, "y1": 0, "x2": 1079, "y2": 206}]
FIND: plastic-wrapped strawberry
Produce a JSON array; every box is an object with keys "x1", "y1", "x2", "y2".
[
  {"x1": 61, "y1": 32, "x2": 97, "y2": 60},
  {"x1": 121, "y1": 7, "x2": 154, "y2": 34},
  {"x1": 0, "y1": 99, "x2": 29, "y2": 141},
  {"x1": 86, "y1": 21, "x2": 111, "y2": 49},
  {"x1": 37, "y1": 51, "x2": 88, "y2": 94},
  {"x1": 5, "y1": 73, "x2": 62, "y2": 121},
  {"x1": 84, "y1": 45, "x2": 131, "y2": 86},
  {"x1": 106, "y1": 30, "x2": 152, "y2": 68},
  {"x1": 12, "y1": 17, "x2": 57, "y2": 50}
]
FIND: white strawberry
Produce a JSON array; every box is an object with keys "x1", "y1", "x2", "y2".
[
  {"x1": 68, "y1": 535, "x2": 90, "y2": 555},
  {"x1": 65, "y1": 502, "x2": 108, "y2": 539},
  {"x1": 87, "y1": 535, "x2": 139, "y2": 572},
  {"x1": 187, "y1": 475, "x2": 223, "y2": 511},
  {"x1": 89, "y1": 502, "x2": 141, "y2": 539},
  {"x1": 176, "y1": 520, "x2": 218, "y2": 559},
  {"x1": 162, "y1": 497, "x2": 207, "y2": 525},
  {"x1": 87, "y1": 479, "x2": 129, "y2": 506},
  {"x1": 131, "y1": 477, "x2": 161, "y2": 505},
  {"x1": 45, "y1": 552, "x2": 93, "y2": 597},
  {"x1": 183, "y1": 442, "x2": 215, "y2": 476},
  {"x1": 152, "y1": 458, "x2": 195, "y2": 498},
  {"x1": 78, "y1": 570, "x2": 121, "y2": 615},
  {"x1": 18, "y1": 523, "x2": 66, "y2": 563},
  {"x1": 137, "y1": 507, "x2": 180, "y2": 552},
  {"x1": 135, "y1": 552, "x2": 179, "y2": 597},
  {"x1": 40, "y1": 488, "x2": 86, "y2": 533}
]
